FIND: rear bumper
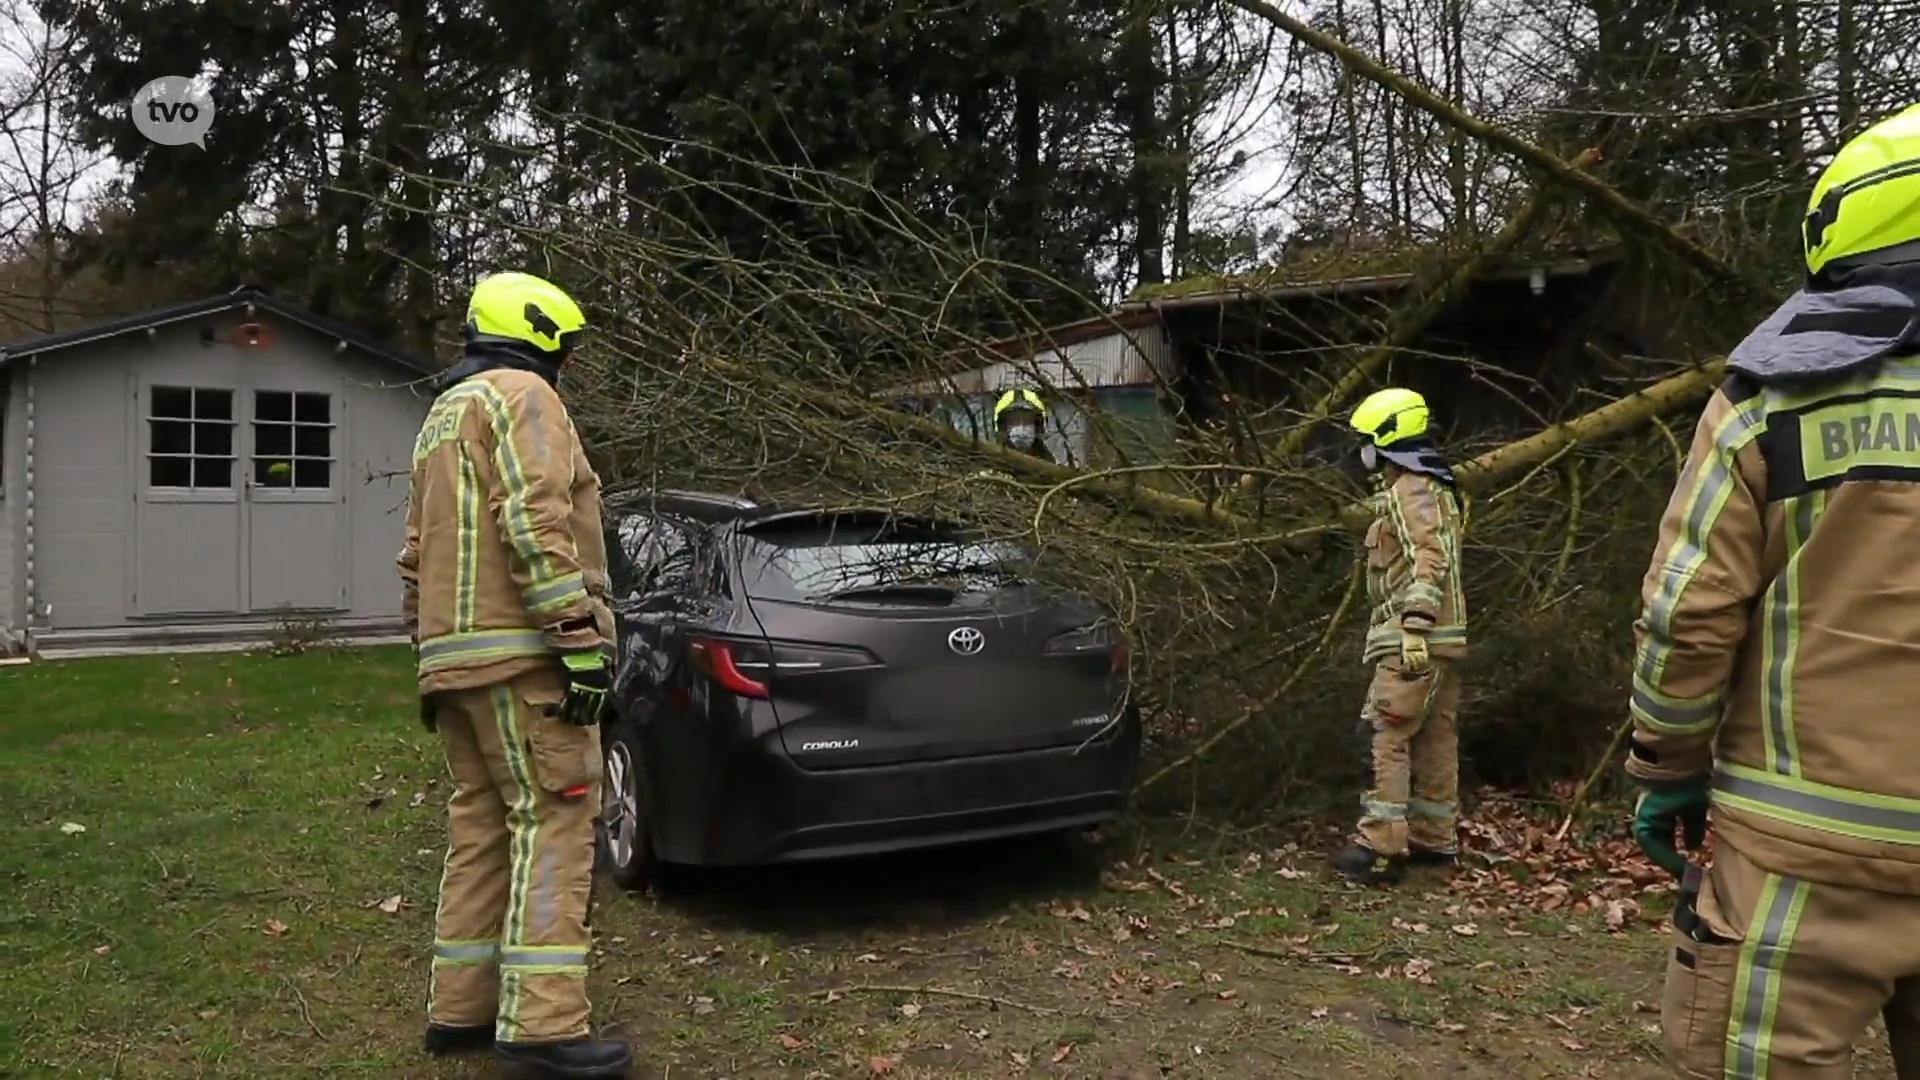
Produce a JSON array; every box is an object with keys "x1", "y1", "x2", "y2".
[{"x1": 696, "y1": 713, "x2": 1141, "y2": 865}]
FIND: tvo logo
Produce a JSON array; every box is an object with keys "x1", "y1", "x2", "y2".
[{"x1": 130, "y1": 76, "x2": 216, "y2": 148}]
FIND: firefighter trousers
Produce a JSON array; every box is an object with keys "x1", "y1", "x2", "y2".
[
  {"x1": 1355, "y1": 657, "x2": 1460, "y2": 857},
  {"x1": 424, "y1": 665, "x2": 604, "y2": 1042},
  {"x1": 1660, "y1": 838, "x2": 1920, "y2": 1079}
]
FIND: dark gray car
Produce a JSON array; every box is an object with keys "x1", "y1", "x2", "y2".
[{"x1": 594, "y1": 490, "x2": 1141, "y2": 889}]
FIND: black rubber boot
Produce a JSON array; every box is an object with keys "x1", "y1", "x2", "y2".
[
  {"x1": 423, "y1": 1022, "x2": 494, "y2": 1056},
  {"x1": 1329, "y1": 843, "x2": 1407, "y2": 885},
  {"x1": 1408, "y1": 847, "x2": 1459, "y2": 868},
  {"x1": 496, "y1": 1035, "x2": 633, "y2": 1078}
]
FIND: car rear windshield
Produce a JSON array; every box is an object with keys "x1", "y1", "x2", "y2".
[{"x1": 738, "y1": 515, "x2": 1035, "y2": 601}]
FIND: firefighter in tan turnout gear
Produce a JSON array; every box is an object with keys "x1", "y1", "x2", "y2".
[
  {"x1": 1330, "y1": 387, "x2": 1469, "y2": 886},
  {"x1": 396, "y1": 271, "x2": 630, "y2": 1079},
  {"x1": 1627, "y1": 103, "x2": 1920, "y2": 1079}
]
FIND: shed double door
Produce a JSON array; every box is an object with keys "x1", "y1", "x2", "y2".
[{"x1": 132, "y1": 370, "x2": 349, "y2": 617}]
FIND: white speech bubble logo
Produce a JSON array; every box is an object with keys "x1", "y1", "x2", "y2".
[{"x1": 130, "y1": 75, "x2": 215, "y2": 149}]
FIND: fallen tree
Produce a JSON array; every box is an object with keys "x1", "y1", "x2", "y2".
[{"x1": 377, "y1": 90, "x2": 1772, "y2": 822}]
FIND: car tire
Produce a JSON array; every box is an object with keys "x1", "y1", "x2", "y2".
[{"x1": 596, "y1": 719, "x2": 660, "y2": 892}]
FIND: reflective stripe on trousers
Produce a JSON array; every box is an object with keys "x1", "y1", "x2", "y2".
[{"x1": 1724, "y1": 871, "x2": 1812, "y2": 1079}]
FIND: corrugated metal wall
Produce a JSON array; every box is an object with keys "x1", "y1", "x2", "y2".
[{"x1": 892, "y1": 324, "x2": 1179, "y2": 396}]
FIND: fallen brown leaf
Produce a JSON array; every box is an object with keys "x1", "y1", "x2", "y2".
[
  {"x1": 263, "y1": 919, "x2": 290, "y2": 936},
  {"x1": 775, "y1": 1032, "x2": 806, "y2": 1050},
  {"x1": 869, "y1": 1055, "x2": 899, "y2": 1075},
  {"x1": 1052, "y1": 1044, "x2": 1074, "y2": 1063}
]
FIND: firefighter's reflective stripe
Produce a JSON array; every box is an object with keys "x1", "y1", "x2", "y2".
[
  {"x1": 1758, "y1": 492, "x2": 1825, "y2": 778},
  {"x1": 494, "y1": 683, "x2": 541, "y2": 1041},
  {"x1": 1409, "y1": 798, "x2": 1454, "y2": 820},
  {"x1": 1723, "y1": 872, "x2": 1811, "y2": 1079},
  {"x1": 419, "y1": 629, "x2": 552, "y2": 672},
  {"x1": 522, "y1": 570, "x2": 588, "y2": 614},
  {"x1": 1629, "y1": 682, "x2": 1724, "y2": 735},
  {"x1": 463, "y1": 379, "x2": 576, "y2": 603},
  {"x1": 501, "y1": 945, "x2": 590, "y2": 976},
  {"x1": 1361, "y1": 797, "x2": 1406, "y2": 820},
  {"x1": 427, "y1": 938, "x2": 501, "y2": 1017},
  {"x1": 1363, "y1": 624, "x2": 1466, "y2": 662},
  {"x1": 456, "y1": 452, "x2": 481, "y2": 631},
  {"x1": 1400, "y1": 580, "x2": 1445, "y2": 613},
  {"x1": 433, "y1": 939, "x2": 500, "y2": 965},
  {"x1": 1633, "y1": 395, "x2": 1768, "y2": 709},
  {"x1": 1716, "y1": 763, "x2": 1920, "y2": 845}
]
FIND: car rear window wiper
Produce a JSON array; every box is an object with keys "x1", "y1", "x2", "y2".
[{"x1": 814, "y1": 582, "x2": 960, "y2": 604}]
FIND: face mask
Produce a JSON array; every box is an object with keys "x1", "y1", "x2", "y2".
[
  {"x1": 1007, "y1": 424, "x2": 1037, "y2": 449},
  {"x1": 1359, "y1": 444, "x2": 1381, "y2": 472}
]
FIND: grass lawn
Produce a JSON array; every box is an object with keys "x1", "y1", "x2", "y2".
[{"x1": 0, "y1": 646, "x2": 1898, "y2": 1078}]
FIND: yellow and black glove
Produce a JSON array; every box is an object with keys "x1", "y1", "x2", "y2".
[
  {"x1": 559, "y1": 651, "x2": 612, "y2": 726},
  {"x1": 1399, "y1": 628, "x2": 1431, "y2": 674}
]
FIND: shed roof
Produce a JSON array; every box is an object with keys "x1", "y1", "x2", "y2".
[
  {"x1": 1119, "y1": 245, "x2": 1625, "y2": 312},
  {"x1": 0, "y1": 286, "x2": 435, "y2": 376}
]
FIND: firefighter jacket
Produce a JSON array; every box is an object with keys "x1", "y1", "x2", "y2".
[
  {"x1": 396, "y1": 364, "x2": 612, "y2": 695},
  {"x1": 1626, "y1": 278, "x2": 1920, "y2": 895},
  {"x1": 1361, "y1": 469, "x2": 1468, "y2": 665}
]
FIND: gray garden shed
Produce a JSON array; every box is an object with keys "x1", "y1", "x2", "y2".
[{"x1": 0, "y1": 287, "x2": 436, "y2": 658}]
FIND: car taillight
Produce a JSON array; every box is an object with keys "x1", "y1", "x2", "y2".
[
  {"x1": 689, "y1": 638, "x2": 768, "y2": 699},
  {"x1": 1045, "y1": 623, "x2": 1129, "y2": 673},
  {"x1": 688, "y1": 637, "x2": 878, "y2": 700}
]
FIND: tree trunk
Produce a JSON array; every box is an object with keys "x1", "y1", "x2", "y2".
[{"x1": 1120, "y1": 0, "x2": 1165, "y2": 286}]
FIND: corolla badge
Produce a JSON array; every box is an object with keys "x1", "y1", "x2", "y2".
[{"x1": 947, "y1": 626, "x2": 985, "y2": 656}]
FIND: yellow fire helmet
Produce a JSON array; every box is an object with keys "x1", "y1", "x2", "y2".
[
  {"x1": 1805, "y1": 103, "x2": 1920, "y2": 280},
  {"x1": 465, "y1": 271, "x2": 587, "y2": 356},
  {"x1": 1348, "y1": 387, "x2": 1430, "y2": 448},
  {"x1": 994, "y1": 388, "x2": 1045, "y2": 421}
]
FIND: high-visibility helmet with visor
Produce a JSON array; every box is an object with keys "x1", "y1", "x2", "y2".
[
  {"x1": 1348, "y1": 387, "x2": 1432, "y2": 473},
  {"x1": 994, "y1": 388, "x2": 1046, "y2": 450},
  {"x1": 465, "y1": 271, "x2": 587, "y2": 357},
  {"x1": 1804, "y1": 103, "x2": 1920, "y2": 280}
]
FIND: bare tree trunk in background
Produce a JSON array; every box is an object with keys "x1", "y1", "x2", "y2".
[
  {"x1": 1333, "y1": 0, "x2": 1364, "y2": 238},
  {"x1": 1371, "y1": 0, "x2": 1401, "y2": 234},
  {"x1": 1121, "y1": 0, "x2": 1166, "y2": 285},
  {"x1": 381, "y1": 0, "x2": 441, "y2": 357},
  {"x1": 1835, "y1": 0, "x2": 1858, "y2": 138},
  {"x1": 1166, "y1": 4, "x2": 1193, "y2": 279},
  {"x1": 1011, "y1": 4, "x2": 1044, "y2": 291},
  {"x1": 1777, "y1": 0, "x2": 1804, "y2": 167},
  {"x1": 1444, "y1": 0, "x2": 1468, "y2": 236},
  {"x1": 317, "y1": 10, "x2": 367, "y2": 310}
]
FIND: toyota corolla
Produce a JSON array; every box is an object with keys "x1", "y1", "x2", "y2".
[{"x1": 594, "y1": 490, "x2": 1141, "y2": 889}]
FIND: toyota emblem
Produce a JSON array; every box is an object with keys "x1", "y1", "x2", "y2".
[{"x1": 947, "y1": 626, "x2": 985, "y2": 656}]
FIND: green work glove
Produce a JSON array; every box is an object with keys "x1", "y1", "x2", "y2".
[
  {"x1": 1632, "y1": 780, "x2": 1711, "y2": 877},
  {"x1": 559, "y1": 650, "x2": 612, "y2": 727},
  {"x1": 1399, "y1": 629, "x2": 1431, "y2": 674}
]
